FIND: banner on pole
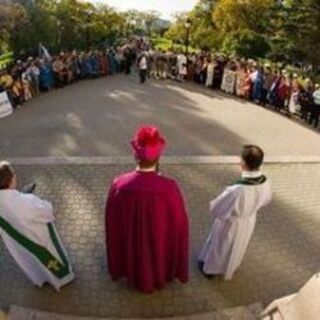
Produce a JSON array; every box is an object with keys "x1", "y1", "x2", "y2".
[
  {"x1": 221, "y1": 69, "x2": 237, "y2": 94},
  {"x1": 0, "y1": 91, "x2": 13, "y2": 119}
]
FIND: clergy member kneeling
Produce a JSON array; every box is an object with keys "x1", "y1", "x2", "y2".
[
  {"x1": 0, "y1": 162, "x2": 75, "y2": 291},
  {"x1": 105, "y1": 126, "x2": 189, "y2": 293},
  {"x1": 198, "y1": 145, "x2": 272, "y2": 280}
]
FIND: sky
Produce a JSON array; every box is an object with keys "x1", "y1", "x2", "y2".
[{"x1": 89, "y1": 0, "x2": 198, "y2": 20}]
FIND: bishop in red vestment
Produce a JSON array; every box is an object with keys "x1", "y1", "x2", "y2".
[{"x1": 105, "y1": 126, "x2": 189, "y2": 293}]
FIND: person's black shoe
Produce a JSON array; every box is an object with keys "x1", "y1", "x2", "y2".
[
  {"x1": 197, "y1": 260, "x2": 205, "y2": 273},
  {"x1": 197, "y1": 261, "x2": 215, "y2": 280},
  {"x1": 21, "y1": 183, "x2": 37, "y2": 194}
]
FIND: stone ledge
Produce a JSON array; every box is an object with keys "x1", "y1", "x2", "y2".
[
  {"x1": 9, "y1": 303, "x2": 263, "y2": 320},
  {"x1": 5, "y1": 156, "x2": 320, "y2": 165}
]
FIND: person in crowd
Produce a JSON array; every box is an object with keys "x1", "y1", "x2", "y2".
[
  {"x1": 158, "y1": 54, "x2": 168, "y2": 80},
  {"x1": 0, "y1": 68, "x2": 16, "y2": 107},
  {"x1": 235, "y1": 60, "x2": 247, "y2": 98},
  {"x1": 147, "y1": 52, "x2": 156, "y2": 79},
  {"x1": 105, "y1": 126, "x2": 189, "y2": 293},
  {"x1": 288, "y1": 74, "x2": 301, "y2": 116},
  {"x1": 90, "y1": 52, "x2": 100, "y2": 78},
  {"x1": 21, "y1": 64, "x2": 33, "y2": 101},
  {"x1": 186, "y1": 53, "x2": 195, "y2": 81},
  {"x1": 52, "y1": 55, "x2": 65, "y2": 87},
  {"x1": 39, "y1": 59, "x2": 54, "y2": 91},
  {"x1": 11, "y1": 73, "x2": 24, "y2": 108},
  {"x1": 193, "y1": 55, "x2": 203, "y2": 84},
  {"x1": 168, "y1": 51, "x2": 178, "y2": 80},
  {"x1": 98, "y1": 51, "x2": 108, "y2": 77},
  {"x1": 107, "y1": 49, "x2": 117, "y2": 75},
  {"x1": 0, "y1": 162, "x2": 75, "y2": 290},
  {"x1": 123, "y1": 47, "x2": 133, "y2": 75},
  {"x1": 155, "y1": 53, "x2": 162, "y2": 79},
  {"x1": 309, "y1": 84, "x2": 320, "y2": 128},
  {"x1": 71, "y1": 52, "x2": 81, "y2": 81},
  {"x1": 275, "y1": 74, "x2": 290, "y2": 111},
  {"x1": 212, "y1": 57, "x2": 224, "y2": 89},
  {"x1": 177, "y1": 52, "x2": 187, "y2": 82},
  {"x1": 200, "y1": 56, "x2": 208, "y2": 85},
  {"x1": 299, "y1": 79, "x2": 314, "y2": 121},
  {"x1": 243, "y1": 68, "x2": 252, "y2": 100},
  {"x1": 198, "y1": 145, "x2": 272, "y2": 280},
  {"x1": 77, "y1": 52, "x2": 87, "y2": 79},
  {"x1": 138, "y1": 52, "x2": 148, "y2": 84},
  {"x1": 27, "y1": 59, "x2": 40, "y2": 97},
  {"x1": 206, "y1": 56, "x2": 214, "y2": 88},
  {"x1": 251, "y1": 65, "x2": 264, "y2": 103},
  {"x1": 261, "y1": 65, "x2": 275, "y2": 106},
  {"x1": 84, "y1": 53, "x2": 93, "y2": 78},
  {"x1": 63, "y1": 55, "x2": 74, "y2": 84},
  {"x1": 14, "y1": 60, "x2": 24, "y2": 78}
]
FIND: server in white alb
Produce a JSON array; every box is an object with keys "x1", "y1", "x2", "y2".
[
  {"x1": 0, "y1": 161, "x2": 74, "y2": 291},
  {"x1": 198, "y1": 145, "x2": 272, "y2": 280}
]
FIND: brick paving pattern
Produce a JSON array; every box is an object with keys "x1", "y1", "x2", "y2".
[{"x1": 1, "y1": 163, "x2": 320, "y2": 318}]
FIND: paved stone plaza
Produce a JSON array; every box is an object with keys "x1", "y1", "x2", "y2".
[
  {"x1": 0, "y1": 75, "x2": 319, "y2": 157},
  {"x1": 0, "y1": 75, "x2": 320, "y2": 318},
  {"x1": 0, "y1": 163, "x2": 320, "y2": 318}
]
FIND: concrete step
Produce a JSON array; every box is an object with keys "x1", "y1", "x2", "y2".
[{"x1": 9, "y1": 303, "x2": 263, "y2": 320}]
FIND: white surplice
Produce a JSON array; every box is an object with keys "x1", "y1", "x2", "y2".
[
  {"x1": 199, "y1": 171, "x2": 272, "y2": 280},
  {"x1": 0, "y1": 190, "x2": 74, "y2": 291}
]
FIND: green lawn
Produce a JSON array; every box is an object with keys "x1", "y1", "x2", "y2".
[
  {"x1": 150, "y1": 37, "x2": 198, "y2": 53},
  {"x1": 0, "y1": 52, "x2": 13, "y2": 69}
]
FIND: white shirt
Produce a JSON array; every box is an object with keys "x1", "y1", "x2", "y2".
[{"x1": 139, "y1": 56, "x2": 147, "y2": 70}]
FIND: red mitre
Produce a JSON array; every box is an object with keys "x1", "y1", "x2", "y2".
[{"x1": 131, "y1": 125, "x2": 166, "y2": 161}]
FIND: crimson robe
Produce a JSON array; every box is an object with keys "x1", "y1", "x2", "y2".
[{"x1": 105, "y1": 170, "x2": 189, "y2": 293}]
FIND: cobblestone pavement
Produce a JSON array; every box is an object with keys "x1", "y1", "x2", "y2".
[
  {"x1": 0, "y1": 75, "x2": 319, "y2": 157},
  {"x1": 1, "y1": 163, "x2": 320, "y2": 318}
]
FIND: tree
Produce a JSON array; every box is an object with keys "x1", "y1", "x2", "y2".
[
  {"x1": 213, "y1": 0, "x2": 274, "y2": 34},
  {"x1": 165, "y1": 12, "x2": 190, "y2": 45},
  {"x1": 189, "y1": 0, "x2": 220, "y2": 50},
  {"x1": 0, "y1": 1, "x2": 27, "y2": 52},
  {"x1": 270, "y1": 0, "x2": 320, "y2": 69},
  {"x1": 141, "y1": 10, "x2": 160, "y2": 36},
  {"x1": 165, "y1": 1, "x2": 220, "y2": 50},
  {"x1": 222, "y1": 29, "x2": 271, "y2": 58},
  {"x1": 4, "y1": 0, "x2": 129, "y2": 54}
]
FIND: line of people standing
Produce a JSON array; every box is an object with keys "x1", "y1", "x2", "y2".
[
  {"x1": 144, "y1": 50, "x2": 320, "y2": 130},
  {"x1": 0, "y1": 47, "x2": 135, "y2": 110}
]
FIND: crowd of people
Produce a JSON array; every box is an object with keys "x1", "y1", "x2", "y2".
[
  {"x1": 144, "y1": 51, "x2": 320, "y2": 129},
  {"x1": 0, "y1": 41, "x2": 320, "y2": 130},
  {"x1": 0, "y1": 47, "x2": 138, "y2": 110}
]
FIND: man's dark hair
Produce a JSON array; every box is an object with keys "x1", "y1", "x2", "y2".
[
  {"x1": 241, "y1": 145, "x2": 264, "y2": 171},
  {"x1": 0, "y1": 162, "x2": 14, "y2": 190}
]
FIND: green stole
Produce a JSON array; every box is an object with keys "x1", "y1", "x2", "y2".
[
  {"x1": 234, "y1": 175, "x2": 267, "y2": 186},
  {"x1": 0, "y1": 216, "x2": 70, "y2": 279}
]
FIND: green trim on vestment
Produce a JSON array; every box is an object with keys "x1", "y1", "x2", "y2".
[
  {"x1": 234, "y1": 175, "x2": 267, "y2": 186},
  {"x1": 48, "y1": 223, "x2": 69, "y2": 268},
  {"x1": 0, "y1": 216, "x2": 70, "y2": 279}
]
